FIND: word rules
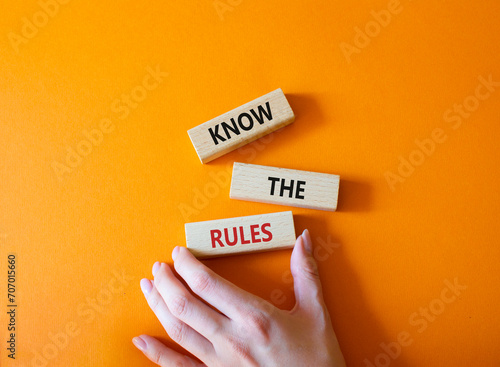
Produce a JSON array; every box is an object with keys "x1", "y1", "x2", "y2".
[{"x1": 185, "y1": 211, "x2": 295, "y2": 258}]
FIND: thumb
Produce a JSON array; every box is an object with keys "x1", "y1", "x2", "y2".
[{"x1": 290, "y1": 229, "x2": 325, "y2": 313}]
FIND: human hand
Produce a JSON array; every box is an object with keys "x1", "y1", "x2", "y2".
[{"x1": 133, "y1": 229, "x2": 346, "y2": 367}]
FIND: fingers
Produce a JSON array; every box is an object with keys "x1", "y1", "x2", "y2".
[
  {"x1": 140, "y1": 278, "x2": 214, "y2": 361},
  {"x1": 290, "y1": 229, "x2": 325, "y2": 313},
  {"x1": 132, "y1": 334, "x2": 205, "y2": 367},
  {"x1": 172, "y1": 246, "x2": 275, "y2": 322},
  {"x1": 153, "y1": 262, "x2": 228, "y2": 341}
]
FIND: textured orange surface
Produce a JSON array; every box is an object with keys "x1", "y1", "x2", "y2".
[{"x1": 1, "y1": 1, "x2": 499, "y2": 366}]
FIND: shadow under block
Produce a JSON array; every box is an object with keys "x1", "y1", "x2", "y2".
[
  {"x1": 185, "y1": 211, "x2": 296, "y2": 258},
  {"x1": 230, "y1": 163, "x2": 340, "y2": 211},
  {"x1": 187, "y1": 88, "x2": 295, "y2": 163}
]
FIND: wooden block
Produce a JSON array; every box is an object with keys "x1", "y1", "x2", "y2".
[
  {"x1": 230, "y1": 163, "x2": 340, "y2": 211},
  {"x1": 185, "y1": 211, "x2": 295, "y2": 258},
  {"x1": 187, "y1": 89, "x2": 295, "y2": 163}
]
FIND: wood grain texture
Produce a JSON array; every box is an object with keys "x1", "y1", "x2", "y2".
[
  {"x1": 230, "y1": 162, "x2": 340, "y2": 211},
  {"x1": 187, "y1": 88, "x2": 295, "y2": 163},
  {"x1": 185, "y1": 211, "x2": 295, "y2": 258}
]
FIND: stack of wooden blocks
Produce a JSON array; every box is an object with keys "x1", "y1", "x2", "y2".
[{"x1": 186, "y1": 89, "x2": 340, "y2": 258}]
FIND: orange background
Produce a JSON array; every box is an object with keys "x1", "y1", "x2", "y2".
[{"x1": 1, "y1": 0, "x2": 499, "y2": 366}]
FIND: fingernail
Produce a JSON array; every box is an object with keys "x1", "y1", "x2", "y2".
[
  {"x1": 152, "y1": 261, "x2": 160, "y2": 276},
  {"x1": 132, "y1": 336, "x2": 147, "y2": 351},
  {"x1": 172, "y1": 246, "x2": 180, "y2": 261},
  {"x1": 302, "y1": 229, "x2": 313, "y2": 254},
  {"x1": 140, "y1": 278, "x2": 153, "y2": 296}
]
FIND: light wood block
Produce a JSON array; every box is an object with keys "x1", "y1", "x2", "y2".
[
  {"x1": 230, "y1": 163, "x2": 340, "y2": 211},
  {"x1": 187, "y1": 88, "x2": 295, "y2": 163},
  {"x1": 185, "y1": 211, "x2": 295, "y2": 258}
]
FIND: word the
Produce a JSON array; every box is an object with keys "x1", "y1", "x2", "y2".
[
  {"x1": 211, "y1": 223, "x2": 272, "y2": 248},
  {"x1": 8, "y1": 0, "x2": 72, "y2": 53},
  {"x1": 340, "y1": 0, "x2": 404, "y2": 63},
  {"x1": 209, "y1": 102, "x2": 273, "y2": 145},
  {"x1": 268, "y1": 177, "x2": 306, "y2": 199}
]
